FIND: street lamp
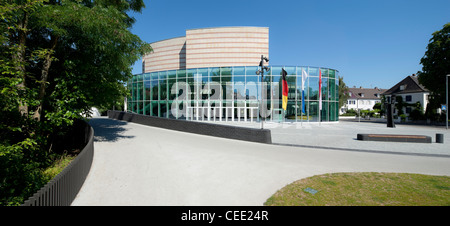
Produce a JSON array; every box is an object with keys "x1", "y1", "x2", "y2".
[
  {"x1": 446, "y1": 74, "x2": 449, "y2": 129},
  {"x1": 256, "y1": 55, "x2": 269, "y2": 129}
]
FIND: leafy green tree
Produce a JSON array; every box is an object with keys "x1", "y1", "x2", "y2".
[
  {"x1": 338, "y1": 76, "x2": 349, "y2": 109},
  {"x1": 418, "y1": 23, "x2": 450, "y2": 110},
  {"x1": 1, "y1": 0, "x2": 151, "y2": 205}
]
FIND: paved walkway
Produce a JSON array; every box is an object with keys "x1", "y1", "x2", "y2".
[
  {"x1": 72, "y1": 117, "x2": 450, "y2": 206},
  {"x1": 206, "y1": 119, "x2": 450, "y2": 157}
]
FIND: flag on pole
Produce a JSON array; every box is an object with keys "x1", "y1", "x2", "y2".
[
  {"x1": 281, "y1": 68, "x2": 288, "y2": 111},
  {"x1": 319, "y1": 68, "x2": 322, "y2": 111},
  {"x1": 301, "y1": 68, "x2": 308, "y2": 114}
]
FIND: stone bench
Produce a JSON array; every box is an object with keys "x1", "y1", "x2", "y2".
[{"x1": 357, "y1": 134, "x2": 432, "y2": 143}]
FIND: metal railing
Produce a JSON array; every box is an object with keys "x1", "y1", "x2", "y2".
[{"x1": 22, "y1": 121, "x2": 94, "y2": 206}]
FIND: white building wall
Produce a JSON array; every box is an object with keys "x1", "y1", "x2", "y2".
[{"x1": 343, "y1": 98, "x2": 380, "y2": 112}]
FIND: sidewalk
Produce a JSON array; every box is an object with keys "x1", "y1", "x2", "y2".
[{"x1": 71, "y1": 117, "x2": 450, "y2": 206}]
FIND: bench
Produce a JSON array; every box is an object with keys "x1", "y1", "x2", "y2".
[{"x1": 357, "y1": 134, "x2": 432, "y2": 143}]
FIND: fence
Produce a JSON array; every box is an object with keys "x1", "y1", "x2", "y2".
[{"x1": 22, "y1": 120, "x2": 94, "y2": 206}]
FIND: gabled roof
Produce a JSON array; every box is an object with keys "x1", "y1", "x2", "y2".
[
  {"x1": 348, "y1": 87, "x2": 387, "y2": 100},
  {"x1": 382, "y1": 75, "x2": 429, "y2": 95}
]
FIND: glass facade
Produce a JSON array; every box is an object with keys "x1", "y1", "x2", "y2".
[{"x1": 127, "y1": 66, "x2": 339, "y2": 122}]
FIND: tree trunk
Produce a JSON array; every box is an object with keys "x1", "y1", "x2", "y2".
[
  {"x1": 33, "y1": 36, "x2": 59, "y2": 121},
  {"x1": 15, "y1": 11, "x2": 29, "y2": 116}
]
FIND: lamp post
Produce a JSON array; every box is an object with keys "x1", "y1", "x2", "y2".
[
  {"x1": 446, "y1": 74, "x2": 449, "y2": 130},
  {"x1": 256, "y1": 55, "x2": 269, "y2": 129}
]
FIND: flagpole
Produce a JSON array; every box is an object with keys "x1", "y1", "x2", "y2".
[{"x1": 319, "y1": 68, "x2": 322, "y2": 126}]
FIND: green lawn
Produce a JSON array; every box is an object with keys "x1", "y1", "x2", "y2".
[{"x1": 264, "y1": 172, "x2": 450, "y2": 206}]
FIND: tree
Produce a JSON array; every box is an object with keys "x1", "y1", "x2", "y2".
[
  {"x1": 418, "y1": 23, "x2": 450, "y2": 110},
  {"x1": 1, "y1": 0, "x2": 151, "y2": 205},
  {"x1": 338, "y1": 76, "x2": 349, "y2": 109}
]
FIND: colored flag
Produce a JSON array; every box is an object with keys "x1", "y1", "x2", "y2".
[
  {"x1": 301, "y1": 68, "x2": 308, "y2": 114},
  {"x1": 281, "y1": 68, "x2": 288, "y2": 111},
  {"x1": 319, "y1": 68, "x2": 322, "y2": 111}
]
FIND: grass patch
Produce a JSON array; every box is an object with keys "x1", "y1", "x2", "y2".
[
  {"x1": 41, "y1": 153, "x2": 75, "y2": 182},
  {"x1": 264, "y1": 172, "x2": 450, "y2": 206}
]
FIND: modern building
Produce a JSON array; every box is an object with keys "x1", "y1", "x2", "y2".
[
  {"x1": 142, "y1": 27, "x2": 269, "y2": 73},
  {"x1": 340, "y1": 87, "x2": 386, "y2": 114},
  {"x1": 128, "y1": 27, "x2": 339, "y2": 123},
  {"x1": 382, "y1": 74, "x2": 429, "y2": 117}
]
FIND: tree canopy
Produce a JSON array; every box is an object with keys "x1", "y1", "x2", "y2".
[
  {"x1": 338, "y1": 76, "x2": 349, "y2": 109},
  {"x1": 1, "y1": 0, "x2": 151, "y2": 205},
  {"x1": 418, "y1": 23, "x2": 450, "y2": 108}
]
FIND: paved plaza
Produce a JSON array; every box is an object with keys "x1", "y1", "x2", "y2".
[
  {"x1": 206, "y1": 118, "x2": 450, "y2": 157},
  {"x1": 72, "y1": 117, "x2": 450, "y2": 206}
]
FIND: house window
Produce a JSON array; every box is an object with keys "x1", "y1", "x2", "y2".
[
  {"x1": 400, "y1": 85, "x2": 406, "y2": 90},
  {"x1": 406, "y1": 95, "x2": 412, "y2": 102}
]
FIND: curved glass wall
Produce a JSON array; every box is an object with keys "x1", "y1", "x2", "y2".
[{"x1": 127, "y1": 66, "x2": 339, "y2": 122}]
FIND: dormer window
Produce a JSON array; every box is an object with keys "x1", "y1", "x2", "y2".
[{"x1": 400, "y1": 85, "x2": 406, "y2": 91}]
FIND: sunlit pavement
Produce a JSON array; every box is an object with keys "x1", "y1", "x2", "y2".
[{"x1": 72, "y1": 117, "x2": 450, "y2": 206}]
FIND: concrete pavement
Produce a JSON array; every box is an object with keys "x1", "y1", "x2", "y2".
[{"x1": 71, "y1": 117, "x2": 450, "y2": 206}]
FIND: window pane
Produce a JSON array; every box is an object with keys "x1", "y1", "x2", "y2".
[
  {"x1": 329, "y1": 69, "x2": 336, "y2": 79},
  {"x1": 144, "y1": 80, "x2": 151, "y2": 101},
  {"x1": 144, "y1": 73, "x2": 151, "y2": 81},
  {"x1": 159, "y1": 71, "x2": 167, "y2": 80},
  {"x1": 308, "y1": 101, "x2": 319, "y2": 122},
  {"x1": 287, "y1": 75, "x2": 296, "y2": 100},
  {"x1": 245, "y1": 66, "x2": 259, "y2": 76},
  {"x1": 136, "y1": 81, "x2": 143, "y2": 101},
  {"x1": 177, "y1": 69, "x2": 186, "y2": 79},
  {"x1": 233, "y1": 66, "x2": 245, "y2": 76},
  {"x1": 221, "y1": 76, "x2": 232, "y2": 100},
  {"x1": 151, "y1": 72, "x2": 159, "y2": 81},
  {"x1": 168, "y1": 79, "x2": 177, "y2": 100},
  {"x1": 233, "y1": 76, "x2": 245, "y2": 100},
  {"x1": 246, "y1": 76, "x2": 259, "y2": 100},
  {"x1": 321, "y1": 68, "x2": 329, "y2": 78},
  {"x1": 271, "y1": 66, "x2": 282, "y2": 76},
  {"x1": 308, "y1": 77, "x2": 319, "y2": 100},
  {"x1": 159, "y1": 80, "x2": 167, "y2": 101},
  {"x1": 321, "y1": 78, "x2": 328, "y2": 101},
  {"x1": 143, "y1": 101, "x2": 150, "y2": 115},
  {"x1": 168, "y1": 70, "x2": 176, "y2": 79},
  {"x1": 308, "y1": 67, "x2": 318, "y2": 77},
  {"x1": 220, "y1": 67, "x2": 232, "y2": 76},
  {"x1": 284, "y1": 66, "x2": 296, "y2": 75},
  {"x1": 151, "y1": 80, "x2": 159, "y2": 101},
  {"x1": 329, "y1": 78, "x2": 336, "y2": 101},
  {"x1": 198, "y1": 68, "x2": 208, "y2": 78}
]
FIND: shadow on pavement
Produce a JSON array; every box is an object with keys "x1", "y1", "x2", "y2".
[{"x1": 88, "y1": 117, "x2": 135, "y2": 142}]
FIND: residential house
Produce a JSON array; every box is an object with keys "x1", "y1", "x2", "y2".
[
  {"x1": 382, "y1": 74, "x2": 429, "y2": 117},
  {"x1": 340, "y1": 87, "x2": 386, "y2": 114}
]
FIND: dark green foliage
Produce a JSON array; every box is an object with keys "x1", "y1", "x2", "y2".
[
  {"x1": 1, "y1": 0, "x2": 151, "y2": 205},
  {"x1": 418, "y1": 23, "x2": 450, "y2": 109}
]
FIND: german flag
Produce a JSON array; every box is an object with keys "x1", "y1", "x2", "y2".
[{"x1": 281, "y1": 68, "x2": 288, "y2": 111}]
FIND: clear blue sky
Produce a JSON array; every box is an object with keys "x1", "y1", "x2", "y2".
[{"x1": 129, "y1": 0, "x2": 449, "y2": 89}]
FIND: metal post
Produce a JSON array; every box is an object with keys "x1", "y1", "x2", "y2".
[
  {"x1": 257, "y1": 55, "x2": 269, "y2": 129},
  {"x1": 260, "y1": 55, "x2": 264, "y2": 129},
  {"x1": 446, "y1": 74, "x2": 449, "y2": 130}
]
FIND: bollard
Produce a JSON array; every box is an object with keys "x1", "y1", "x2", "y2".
[{"x1": 436, "y1": 133, "x2": 444, "y2": 143}]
